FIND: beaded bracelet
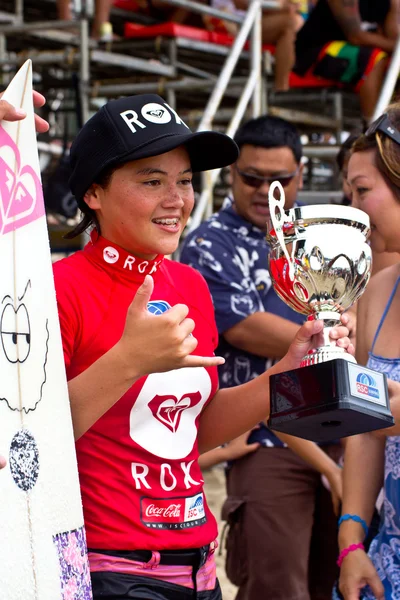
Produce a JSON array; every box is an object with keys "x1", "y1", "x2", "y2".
[
  {"x1": 338, "y1": 514, "x2": 368, "y2": 537},
  {"x1": 337, "y1": 543, "x2": 365, "y2": 567}
]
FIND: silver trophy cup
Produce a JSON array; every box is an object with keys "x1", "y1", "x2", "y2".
[{"x1": 266, "y1": 182, "x2": 393, "y2": 441}]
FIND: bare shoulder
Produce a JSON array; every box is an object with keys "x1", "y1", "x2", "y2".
[
  {"x1": 356, "y1": 263, "x2": 400, "y2": 362},
  {"x1": 359, "y1": 262, "x2": 400, "y2": 327}
]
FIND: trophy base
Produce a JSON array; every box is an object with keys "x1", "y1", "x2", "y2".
[
  {"x1": 268, "y1": 359, "x2": 394, "y2": 442},
  {"x1": 301, "y1": 345, "x2": 357, "y2": 367}
]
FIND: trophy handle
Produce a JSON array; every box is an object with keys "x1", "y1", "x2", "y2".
[{"x1": 269, "y1": 181, "x2": 295, "y2": 281}]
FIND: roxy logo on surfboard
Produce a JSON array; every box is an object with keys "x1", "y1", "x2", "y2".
[{"x1": 0, "y1": 127, "x2": 45, "y2": 235}]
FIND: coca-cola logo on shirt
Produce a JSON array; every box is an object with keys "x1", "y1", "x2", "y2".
[
  {"x1": 140, "y1": 493, "x2": 206, "y2": 530},
  {"x1": 145, "y1": 503, "x2": 181, "y2": 518},
  {"x1": 148, "y1": 392, "x2": 201, "y2": 433}
]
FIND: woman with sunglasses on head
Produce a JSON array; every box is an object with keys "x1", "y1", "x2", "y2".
[
  {"x1": 337, "y1": 106, "x2": 400, "y2": 600},
  {"x1": 337, "y1": 132, "x2": 400, "y2": 275},
  {"x1": 51, "y1": 96, "x2": 353, "y2": 600}
]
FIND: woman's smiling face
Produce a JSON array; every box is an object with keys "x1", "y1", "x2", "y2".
[
  {"x1": 348, "y1": 149, "x2": 400, "y2": 254},
  {"x1": 83, "y1": 146, "x2": 194, "y2": 259}
]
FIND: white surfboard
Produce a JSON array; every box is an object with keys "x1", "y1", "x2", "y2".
[{"x1": 0, "y1": 61, "x2": 92, "y2": 600}]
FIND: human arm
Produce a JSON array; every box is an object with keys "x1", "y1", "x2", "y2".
[
  {"x1": 337, "y1": 280, "x2": 385, "y2": 600},
  {"x1": 383, "y1": 0, "x2": 400, "y2": 40},
  {"x1": 372, "y1": 378, "x2": 400, "y2": 437},
  {"x1": 0, "y1": 90, "x2": 49, "y2": 133},
  {"x1": 224, "y1": 312, "x2": 300, "y2": 359},
  {"x1": 67, "y1": 275, "x2": 224, "y2": 440},
  {"x1": 327, "y1": 0, "x2": 398, "y2": 52},
  {"x1": 198, "y1": 431, "x2": 260, "y2": 470},
  {"x1": 275, "y1": 432, "x2": 343, "y2": 514},
  {"x1": 198, "y1": 316, "x2": 353, "y2": 453},
  {"x1": 180, "y1": 230, "x2": 302, "y2": 359},
  {"x1": 338, "y1": 434, "x2": 385, "y2": 600}
]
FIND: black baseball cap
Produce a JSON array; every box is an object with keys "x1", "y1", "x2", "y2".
[{"x1": 69, "y1": 93, "x2": 239, "y2": 203}]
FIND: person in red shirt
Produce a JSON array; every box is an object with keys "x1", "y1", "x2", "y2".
[{"x1": 52, "y1": 93, "x2": 353, "y2": 600}]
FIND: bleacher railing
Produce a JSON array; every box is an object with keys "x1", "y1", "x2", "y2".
[
  {"x1": 187, "y1": 0, "x2": 270, "y2": 233},
  {"x1": 372, "y1": 34, "x2": 400, "y2": 122}
]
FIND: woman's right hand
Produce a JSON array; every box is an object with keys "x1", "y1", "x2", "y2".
[
  {"x1": 0, "y1": 91, "x2": 49, "y2": 133},
  {"x1": 118, "y1": 275, "x2": 225, "y2": 378},
  {"x1": 339, "y1": 549, "x2": 384, "y2": 600},
  {"x1": 277, "y1": 317, "x2": 354, "y2": 374}
]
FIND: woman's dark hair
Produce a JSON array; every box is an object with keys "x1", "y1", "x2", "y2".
[
  {"x1": 234, "y1": 115, "x2": 302, "y2": 163},
  {"x1": 64, "y1": 165, "x2": 117, "y2": 239},
  {"x1": 351, "y1": 102, "x2": 400, "y2": 202}
]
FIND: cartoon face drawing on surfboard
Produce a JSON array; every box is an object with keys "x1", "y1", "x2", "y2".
[{"x1": 0, "y1": 61, "x2": 92, "y2": 600}]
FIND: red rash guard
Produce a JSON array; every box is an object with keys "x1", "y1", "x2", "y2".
[{"x1": 53, "y1": 233, "x2": 219, "y2": 550}]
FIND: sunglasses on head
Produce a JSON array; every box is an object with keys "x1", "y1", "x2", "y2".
[
  {"x1": 365, "y1": 113, "x2": 400, "y2": 146},
  {"x1": 235, "y1": 164, "x2": 300, "y2": 189}
]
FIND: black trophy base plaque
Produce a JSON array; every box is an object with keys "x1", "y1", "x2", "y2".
[{"x1": 268, "y1": 359, "x2": 394, "y2": 442}]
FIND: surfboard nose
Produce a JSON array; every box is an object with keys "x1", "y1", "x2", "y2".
[{"x1": 1, "y1": 59, "x2": 33, "y2": 114}]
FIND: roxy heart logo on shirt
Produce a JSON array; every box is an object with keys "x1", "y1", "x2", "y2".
[
  {"x1": 130, "y1": 367, "x2": 212, "y2": 459},
  {"x1": 0, "y1": 126, "x2": 45, "y2": 235},
  {"x1": 148, "y1": 392, "x2": 202, "y2": 433}
]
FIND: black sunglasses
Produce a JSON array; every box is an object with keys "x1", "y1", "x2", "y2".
[
  {"x1": 235, "y1": 165, "x2": 300, "y2": 189},
  {"x1": 365, "y1": 113, "x2": 400, "y2": 146}
]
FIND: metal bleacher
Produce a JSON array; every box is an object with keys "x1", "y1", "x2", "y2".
[{"x1": 1, "y1": 0, "x2": 400, "y2": 235}]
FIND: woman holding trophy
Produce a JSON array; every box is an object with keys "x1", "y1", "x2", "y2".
[{"x1": 338, "y1": 104, "x2": 400, "y2": 599}]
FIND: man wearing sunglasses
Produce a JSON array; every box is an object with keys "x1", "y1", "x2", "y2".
[{"x1": 181, "y1": 115, "x2": 343, "y2": 600}]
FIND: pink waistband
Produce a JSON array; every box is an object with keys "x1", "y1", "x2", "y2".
[{"x1": 88, "y1": 542, "x2": 218, "y2": 591}]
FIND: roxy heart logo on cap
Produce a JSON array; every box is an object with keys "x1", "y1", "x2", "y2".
[
  {"x1": 0, "y1": 126, "x2": 45, "y2": 236},
  {"x1": 103, "y1": 246, "x2": 119, "y2": 264},
  {"x1": 118, "y1": 96, "x2": 189, "y2": 135},
  {"x1": 141, "y1": 103, "x2": 172, "y2": 125}
]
